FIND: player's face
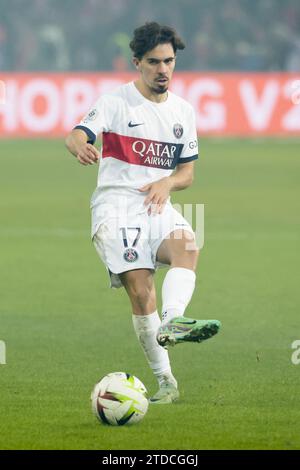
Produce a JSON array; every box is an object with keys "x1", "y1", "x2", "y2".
[{"x1": 135, "y1": 43, "x2": 176, "y2": 95}]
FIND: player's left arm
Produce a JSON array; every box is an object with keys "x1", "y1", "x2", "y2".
[
  {"x1": 139, "y1": 161, "x2": 195, "y2": 215},
  {"x1": 167, "y1": 161, "x2": 195, "y2": 191}
]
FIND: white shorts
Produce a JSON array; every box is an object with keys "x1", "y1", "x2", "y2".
[{"x1": 92, "y1": 203, "x2": 195, "y2": 288}]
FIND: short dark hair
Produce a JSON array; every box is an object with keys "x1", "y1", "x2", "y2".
[{"x1": 129, "y1": 22, "x2": 185, "y2": 60}]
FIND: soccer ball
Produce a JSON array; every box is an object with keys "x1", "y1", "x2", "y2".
[{"x1": 91, "y1": 372, "x2": 149, "y2": 426}]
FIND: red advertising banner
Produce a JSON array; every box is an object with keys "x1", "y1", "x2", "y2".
[{"x1": 0, "y1": 72, "x2": 299, "y2": 137}]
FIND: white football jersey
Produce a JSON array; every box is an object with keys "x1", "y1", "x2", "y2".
[{"x1": 74, "y1": 81, "x2": 199, "y2": 237}]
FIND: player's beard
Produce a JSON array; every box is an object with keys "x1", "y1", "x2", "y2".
[
  {"x1": 152, "y1": 85, "x2": 168, "y2": 95},
  {"x1": 151, "y1": 82, "x2": 169, "y2": 95}
]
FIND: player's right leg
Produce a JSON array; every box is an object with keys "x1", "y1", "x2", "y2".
[
  {"x1": 119, "y1": 269, "x2": 179, "y2": 404},
  {"x1": 93, "y1": 219, "x2": 178, "y2": 404}
]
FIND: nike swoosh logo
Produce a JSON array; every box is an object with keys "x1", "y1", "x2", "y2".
[
  {"x1": 176, "y1": 320, "x2": 197, "y2": 325},
  {"x1": 128, "y1": 121, "x2": 144, "y2": 127}
]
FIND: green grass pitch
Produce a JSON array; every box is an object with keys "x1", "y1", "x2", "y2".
[{"x1": 0, "y1": 138, "x2": 299, "y2": 450}]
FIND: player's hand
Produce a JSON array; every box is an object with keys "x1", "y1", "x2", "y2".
[
  {"x1": 139, "y1": 177, "x2": 172, "y2": 215},
  {"x1": 76, "y1": 144, "x2": 100, "y2": 166}
]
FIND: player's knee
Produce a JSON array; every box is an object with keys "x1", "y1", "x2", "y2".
[
  {"x1": 132, "y1": 286, "x2": 153, "y2": 307},
  {"x1": 127, "y1": 280, "x2": 154, "y2": 307},
  {"x1": 187, "y1": 245, "x2": 199, "y2": 262},
  {"x1": 182, "y1": 235, "x2": 199, "y2": 257},
  {"x1": 178, "y1": 236, "x2": 199, "y2": 255},
  {"x1": 189, "y1": 248, "x2": 199, "y2": 271},
  {"x1": 171, "y1": 242, "x2": 199, "y2": 270}
]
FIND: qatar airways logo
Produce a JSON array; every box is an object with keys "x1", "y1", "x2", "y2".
[{"x1": 132, "y1": 140, "x2": 183, "y2": 169}]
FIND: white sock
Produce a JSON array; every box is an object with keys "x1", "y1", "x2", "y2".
[
  {"x1": 132, "y1": 311, "x2": 177, "y2": 387},
  {"x1": 161, "y1": 267, "x2": 196, "y2": 325}
]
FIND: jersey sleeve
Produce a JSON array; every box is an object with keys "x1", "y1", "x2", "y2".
[
  {"x1": 178, "y1": 106, "x2": 199, "y2": 164},
  {"x1": 73, "y1": 95, "x2": 112, "y2": 145}
]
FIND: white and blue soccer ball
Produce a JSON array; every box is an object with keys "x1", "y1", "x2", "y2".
[{"x1": 91, "y1": 372, "x2": 148, "y2": 426}]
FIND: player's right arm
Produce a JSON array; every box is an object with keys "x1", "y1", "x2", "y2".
[{"x1": 65, "y1": 128, "x2": 100, "y2": 166}]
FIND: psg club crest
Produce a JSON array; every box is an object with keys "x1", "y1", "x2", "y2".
[
  {"x1": 173, "y1": 123, "x2": 184, "y2": 139},
  {"x1": 123, "y1": 248, "x2": 139, "y2": 263}
]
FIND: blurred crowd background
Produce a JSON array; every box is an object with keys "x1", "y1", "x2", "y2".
[{"x1": 1, "y1": 0, "x2": 300, "y2": 72}]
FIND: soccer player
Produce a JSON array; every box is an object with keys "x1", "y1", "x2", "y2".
[{"x1": 65, "y1": 22, "x2": 221, "y2": 404}]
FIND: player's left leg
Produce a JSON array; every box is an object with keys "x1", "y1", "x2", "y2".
[{"x1": 156, "y1": 229, "x2": 221, "y2": 347}]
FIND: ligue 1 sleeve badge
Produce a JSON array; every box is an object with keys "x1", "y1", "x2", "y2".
[
  {"x1": 83, "y1": 108, "x2": 99, "y2": 123},
  {"x1": 173, "y1": 123, "x2": 184, "y2": 139},
  {"x1": 123, "y1": 248, "x2": 139, "y2": 263}
]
